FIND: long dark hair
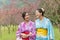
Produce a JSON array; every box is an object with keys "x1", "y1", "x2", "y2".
[{"x1": 22, "y1": 12, "x2": 27, "y2": 20}]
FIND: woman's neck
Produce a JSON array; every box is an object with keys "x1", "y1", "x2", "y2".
[
  {"x1": 24, "y1": 20, "x2": 29, "y2": 23},
  {"x1": 39, "y1": 16, "x2": 44, "y2": 21}
]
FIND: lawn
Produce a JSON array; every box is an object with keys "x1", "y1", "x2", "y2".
[
  {"x1": 54, "y1": 27, "x2": 60, "y2": 40},
  {"x1": 0, "y1": 25, "x2": 17, "y2": 40},
  {"x1": 0, "y1": 25, "x2": 60, "y2": 40}
]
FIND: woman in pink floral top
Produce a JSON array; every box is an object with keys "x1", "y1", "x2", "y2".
[{"x1": 16, "y1": 12, "x2": 36, "y2": 40}]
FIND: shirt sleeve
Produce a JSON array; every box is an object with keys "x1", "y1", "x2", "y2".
[
  {"x1": 32, "y1": 23, "x2": 36, "y2": 36},
  {"x1": 49, "y1": 20, "x2": 54, "y2": 40},
  {"x1": 16, "y1": 24, "x2": 22, "y2": 38},
  {"x1": 30, "y1": 23, "x2": 36, "y2": 39}
]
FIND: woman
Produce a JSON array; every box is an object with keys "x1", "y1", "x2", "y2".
[
  {"x1": 35, "y1": 8, "x2": 54, "y2": 40},
  {"x1": 16, "y1": 12, "x2": 36, "y2": 40}
]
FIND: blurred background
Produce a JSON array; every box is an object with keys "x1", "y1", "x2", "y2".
[{"x1": 0, "y1": 0, "x2": 60, "y2": 40}]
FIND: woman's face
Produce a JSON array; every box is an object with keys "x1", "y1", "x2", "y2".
[
  {"x1": 25, "y1": 13, "x2": 30, "y2": 21},
  {"x1": 35, "y1": 10, "x2": 42, "y2": 18}
]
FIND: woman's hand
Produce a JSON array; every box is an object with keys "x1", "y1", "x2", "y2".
[
  {"x1": 21, "y1": 33, "x2": 28, "y2": 38},
  {"x1": 28, "y1": 32, "x2": 32, "y2": 36}
]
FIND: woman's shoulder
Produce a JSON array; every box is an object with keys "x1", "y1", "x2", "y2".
[
  {"x1": 18, "y1": 21, "x2": 35, "y2": 26},
  {"x1": 44, "y1": 17, "x2": 51, "y2": 23},
  {"x1": 35, "y1": 19, "x2": 40, "y2": 22},
  {"x1": 35, "y1": 19, "x2": 39, "y2": 21},
  {"x1": 29, "y1": 21, "x2": 35, "y2": 27},
  {"x1": 21, "y1": 22, "x2": 25, "y2": 25},
  {"x1": 45, "y1": 17, "x2": 50, "y2": 21},
  {"x1": 18, "y1": 22, "x2": 24, "y2": 26},
  {"x1": 29, "y1": 21, "x2": 35, "y2": 24}
]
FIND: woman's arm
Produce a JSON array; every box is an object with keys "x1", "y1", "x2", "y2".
[
  {"x1": 16, "y1": 24, "x2": 22, "y2": 38},
  {"x1": 49, "y1": 20, "x2": 54, "y2": 40},
  {"x1": 16, "y1": 24, "x2": 28, "y2": 38},
  {"x1": 28, "y1": 23, "x2": 36, "y2": 38}
]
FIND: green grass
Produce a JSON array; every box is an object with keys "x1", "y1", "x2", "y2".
[
  {"x1": 0, "y1": 25, "x2": 60, "y2": 40},
  {"x1": 54, "y1": 27, "x2": 60, "y2": 40},
  {"x1": 0, "y1": 25, "x2": 17, "y2": 40}
]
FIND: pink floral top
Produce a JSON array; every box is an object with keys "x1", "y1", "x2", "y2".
[{"x1": 16, "y1": 21, "x2": 36, "y2": 40}]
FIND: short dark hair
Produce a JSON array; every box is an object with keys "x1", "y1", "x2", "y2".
[
  {"x1": 37, "y1": 8, "x2": 45, "y2": 16},
  {"x1": 22, "y1": 12, "x2": 26, "y2": 20}
]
